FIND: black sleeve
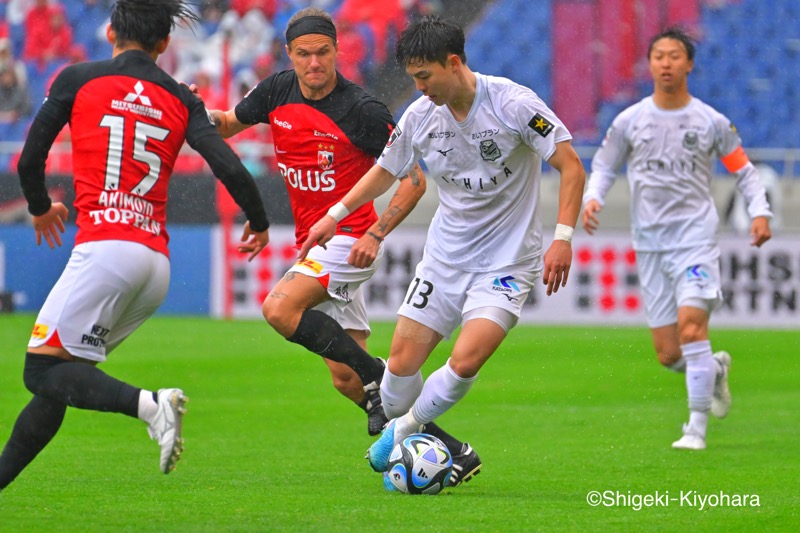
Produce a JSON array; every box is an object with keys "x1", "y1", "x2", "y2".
[
  {"x1": 353, "y1": 98, "x2": 395, "y2": 158},
  {"x1": 234, "y1": 73, "x2": 279, "y2": 126},
  {"x1": 18, "y1": 66, "x2": 76, "y2": 215},
  {"x1": 190, "y1": 133, "x2": 270, "y2": 232},
  {"x1": 17, "y1": 117, "x2": 63, "y2": 216}
]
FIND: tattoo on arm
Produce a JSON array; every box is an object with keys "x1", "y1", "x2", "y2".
[
  {"x1": 399, "y1": 163, "x2": 424, "y2": 187},
  {"x1": 209, "y1": 110, "x2": 223, "y2": 130},
  {"x1": 377, "y1": 206, "x2": 401, "y2": 234},
  {"x1": 269, "y1": 291, "x2": 288, "y2": 299},
  {"x1": 281, "y1": 272, "x2": 297, "y2": 282}
]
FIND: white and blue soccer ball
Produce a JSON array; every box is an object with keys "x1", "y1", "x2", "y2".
[{"x1": 386, "y1": 433, "x2": 453, "y2": 495}]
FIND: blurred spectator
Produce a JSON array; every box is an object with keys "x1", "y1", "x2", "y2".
[
  {"x1": 201, "y1": 6, "x2": 275, "y2": 80},
  {"x1": 334, "y1": 19, "x2": 367, "y2": 86},
  {"x1": 67, "y1": 0, "x2": 110, "y2": 61},
  {"x1": 230, "y1": 0, "x2": 277, "y2": 20},
  {"x1": 0, "y1": 36, "x2": 27, "y2": 88},
  {"x1": 45, "y1": 43, "x2": 87, "y2": 92},
  {"x1": 22, "y1": 0, "x2": 73, "y2": 69},
  {"x1": 0, "y1": 64, "x2": 32, "y2": 124},
  {"x1": 5, "y1": 0, "x2": 35, "y2": 56},
  {"x1": 193, "y1": 69, "x2": 227, "y2": 111},
  {"x1": 252, "y1": 52, "x2": 274, "y2": 82},
  {"x1": 336, "y1": 0, "x2": 407, "y2": 63},
  {"x1": 157, "y1": 10, "x2": 208, "y2": 84},
  {"x1": 200, "y1": 0, "x2": 227, "y2": 34}
]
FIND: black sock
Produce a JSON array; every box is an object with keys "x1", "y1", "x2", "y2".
[
  {"x1": 423, "y1": 422, "x2": 465, "y2": 455},
  {"x1": 287, "y1": 310, "x2": 383, "y2": 386},
  {"x1": 23, "y1": 353, "x2": 140, "y2": 418},
  {"x1": 0, "y1": 395, "x2": 66, "y2": 489}
]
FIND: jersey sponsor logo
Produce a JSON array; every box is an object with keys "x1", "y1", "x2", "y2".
[
  {"x1": 479, "y1": 139, "x2": 501, "y2": 161},
  {"x1": 278, "y1": 163, "x2": 336, "y2": 192},
  {"x1": 295, "y1": 258, "x2": 323, "y2": 274},
  {"x1": 112, "y1": 81, "x2": 163, "y2": 120},
  {"x1": 528, "y1": 113, "x2": 554, "y2": 137},
  {"x1": 492, "y1": 276, "x2": 520, "y2": 301},
  {"x1": 686, "y1": 265, "x2": 710, "y2": 285},
  {"x1": 386, "y1": 125, "x2": 402, "y2": 147},
  {"x1": 89, "y1": 191, "x2": 162, "y2": 235},
  {"x1": 31, "y1": 323, "x2": 49, "y2": 339},
  {"x1": 427, "y1": 130, "x2": 455, "y2": 139},
  {"x1": 81, "y1": 324, "x2": 110, "y2": 348},
  {"x1": 273, "y1": 117, "x2": 293, "y2": 129},
  {"x1": 471, "y1": 128, "x2": 499, "y2": 139},
  {"x1": 436, "y1": 148, "x2": 453, "y2": 156},
  {"x1": 314, "y1": 129, "x2": 339, "y2": 141},
  {"x1": 683, "y1": 131, "x2": 699, "y2": 150}
]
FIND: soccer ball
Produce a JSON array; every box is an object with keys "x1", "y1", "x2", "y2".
[{"x1": 386, "y1": 433, "x2": 453, "y2": 495}]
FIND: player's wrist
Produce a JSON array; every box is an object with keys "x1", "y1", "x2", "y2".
[
  {"x1": 554, "y1": 223, "x2": 574, "y2": 244},
  {"x1": 327, "y1": 202, "x2": 350, "y2": 223},
  {"x1": 366, "y1": 231, "x2": 383, "y2": 243}
]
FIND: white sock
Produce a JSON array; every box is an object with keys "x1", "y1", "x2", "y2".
[
  {"x1": 668, "y1": 358, "x2": 686, "y2": 373},
  {"x1": 688, "y1": 410, "x2": 709, "y2": 438},
  {"x1": 682, "y1": 340, "x2": 715, "y2": 422},
  {"x1": 381, "y1": 368, "x2": 423, "y2": 419},
  {"x1": 411, "y1": 358, "x2": 476, "y2": 424},
  {"x1": 393, "y1": 411, "x2": 424, "y2": 443},
  {"x1": 138, "y1": 390, "x2": 158, "y2": 424}
]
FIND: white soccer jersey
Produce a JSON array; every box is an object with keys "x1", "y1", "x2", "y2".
[
  {"x1": 378, "y1": 73, "x2": 572, "y2": 271},
  {"x1": 585, "y1": 96, "x2": 772, "y2": 251}
]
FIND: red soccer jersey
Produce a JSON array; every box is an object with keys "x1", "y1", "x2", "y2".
[
  {"x1": 235, "y1": 70, "x2": 395, "y2": 247},
  {"x1": 29, "y1": 50, "x2": 252, "y2": 257}
]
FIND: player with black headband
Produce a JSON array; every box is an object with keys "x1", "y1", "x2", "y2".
[
  {"x1": 204, "y1": 8, "x2": 480, "y2": 484},
  {"x1": 0, "y1": 0, "x2": 270, "y2": 490}
]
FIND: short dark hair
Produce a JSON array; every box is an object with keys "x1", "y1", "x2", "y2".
[
  {"x1": 395, "y1": 15, "x2": 467, "y2": 68},
  {"x1": 110, "y1": 0, "x2": 200, "y2": 53},
  {"x1": 647, "y1": 26, "x2": 696, "y2": 61}
]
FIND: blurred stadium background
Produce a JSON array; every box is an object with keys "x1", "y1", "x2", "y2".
[{"x1": 1, "y1": 0, "x2": 798, "y2": 326}]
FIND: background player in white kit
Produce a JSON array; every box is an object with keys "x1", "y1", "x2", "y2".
[
  {"x1": 582, "y1": 27, "x2": 772, "y2": 450},
  {"x1": 301, "y1": 16, "x2": 586, "y2": 481}
]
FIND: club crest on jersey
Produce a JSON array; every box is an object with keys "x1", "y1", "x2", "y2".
[
  {"x1": 318, "y1": 150, "x2": 334, "y2": 170},
  {"x1": 479, "y1": 139, "x2": 501, "y2": 161},
  {"x1": 386, "y1": 125, "x2": 401, "y2": 147},
  {"x1": 528, "y1": 113, "x2": 554, "y2": 137},
  {"x1": 683, "y1": 131, "x2": 699, "y2": 150}
]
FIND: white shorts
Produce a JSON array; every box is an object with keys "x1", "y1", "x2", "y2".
[
  {"x1": 636, "y1": 245, "x2": 723, "y2": 328},
  {"x1": 28, "y1": 240, "x2": 170, "y2": 362},
  {"x1": 397, "y1": 252, "x2": 539, "y2": 339},
  {"x1": 288, "y1": 235, "x2": 383, "y2": 333}
]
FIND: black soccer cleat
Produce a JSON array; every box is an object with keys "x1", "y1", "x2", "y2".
[
  {"x1": 364, "y1": 358, "x2": 388, "y2": 436},
  {"x1": 447, "y1": 443, "x2": 482, "y2": 487}
]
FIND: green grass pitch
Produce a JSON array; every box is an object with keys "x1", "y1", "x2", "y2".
[{"x1": 1, "y1": 314, "x2": 798, "y2": 532}]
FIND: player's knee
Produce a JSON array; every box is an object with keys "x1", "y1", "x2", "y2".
[
  {"x1": 22, "y1": 352, "x2": 61, "y2": 395},
  {"x1": 447, "y1": 357, "x2": 479, "y2": 379},
  {"x1": 261, "y1": 298, "x2": 296, "y2": 337}
]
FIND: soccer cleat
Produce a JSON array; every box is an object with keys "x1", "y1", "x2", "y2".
[
  {"x1": 711, "y1": 351, "x2": 732, "y2": 418},
  {"x1": 366, "y1": 418, "x2": 396, "y2": 472},
  {"x1": 447, "y1": 443, "x2": 482, "y2": 487},
  {"x1": 382, "y1": 472, "x2": 399, "y2": 492},
  {"x1": 364, "y1": 358, "x2": 388, "y2": 436},
  {"x1": 147, "y1": 388, "x2": 188, "y2": 473},
  {"x1": 671, "y1": 424, "x2": 706, "y2": 450}
]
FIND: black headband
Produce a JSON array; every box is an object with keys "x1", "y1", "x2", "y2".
[{"x1": 285, "y1": 16, "x2": 337, "y2": 44}]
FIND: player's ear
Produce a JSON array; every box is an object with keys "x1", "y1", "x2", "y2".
[
  {"x1": 106, "y1": 24, "x2": 115, "y2": 45},
  {"x1": 155, "y1": 35, "x2": 171, "y2": 55}
]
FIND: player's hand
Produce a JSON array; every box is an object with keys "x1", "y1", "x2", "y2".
[
  {"x1": 33, "y1": 202, "x2": 68, "y2": 249},
  {"x1": 750, "y1": 216, "x2": 771, "y2": 248},
  {"x1": 237, "y1": 221, "x2": 270, "y2": 261},
  {"x1": 298, "y1": 215, "x2": 337, "y2": 261},
  {"x1": 349, "y1": 232, "x2": 381, "y2": 269},
  {"x1": 542, "y1": 239, "x2": 572, "y2": 296},
  {"x1": 582, "y1": 199, "x2": 602, "y2": 235}
]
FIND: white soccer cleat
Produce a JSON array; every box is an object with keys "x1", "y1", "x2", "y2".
[
  {"x1": 711, "y1": 351, "x2": 732, "y2": 418},
  {"x1": 147, "y1": 388, "x2": 188, "y2": 473},
  {"x1": 671, "y1": 424, "x2": 706, "y2": 450}
]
